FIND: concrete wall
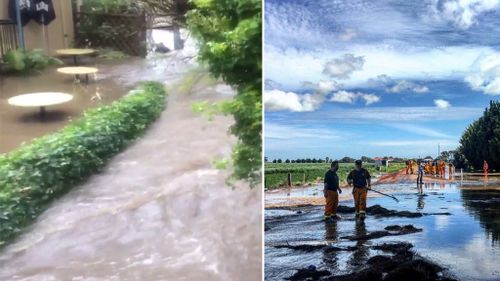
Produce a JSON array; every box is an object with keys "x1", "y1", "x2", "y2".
[{"x1": 0, "y1": 1, "x2": 74, "y2": 54}]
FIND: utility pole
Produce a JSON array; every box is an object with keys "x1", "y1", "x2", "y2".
[{"x1": 438, "y1": 143, "x2": 441, "y2": 157}]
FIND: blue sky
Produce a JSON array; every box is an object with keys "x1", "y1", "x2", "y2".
[{"x1": 264, "y1": 0, "x2": 500, "y2": 160}]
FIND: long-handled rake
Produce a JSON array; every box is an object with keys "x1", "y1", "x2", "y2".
[{"x1": 367, "y1": 187, "x2": 400, "y2": 202}]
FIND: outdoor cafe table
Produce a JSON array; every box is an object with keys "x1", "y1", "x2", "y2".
[
  {"x1": 8, "y1": 92, "x2": 73, "y2": 118},
  {"x1": 57, "y1": 66, "x2": 99, "y2": 82},
  {"x1": 55, "y1": 48, "x2": 96, "y2": 65}
]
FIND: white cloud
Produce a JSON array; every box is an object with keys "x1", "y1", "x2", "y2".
[
  {"x1": 264, "y1": 88, "x2": 333, "y2": 112},
  {"x1": 369, "y1": 75, "x2": 429, "y2": 93},
  {"x1": 360, "y1": 94, "x2": 381, "y2": 105},
  {"x1": 434, "y1": 99, "x2": 451, "y2": 109},
  {"x1": 329, "y1": 91, "x2": 380, "y2": 106},
  {"x1": 338, "y1": 28, "x2": 357, "y2": 41},
  {"x1": 264, "y1": 89, "x2": 313, "y2": 112},
  {"x1": 464, "y1": 53, "x2": 500, "y2": 95},
  {"x1": 303, "y1": 80, "x2": 340, "y2": 94},
  {"x1": 264, "y1": 80, "x2": 342, "y2": 112},
  {"x1": 317, "y1": 80, "x2": 339, "y2": 93},
  {"x1": 323, "y1": 54, "x2": 365, "y2": 79},
  {"x1": 264, "y1": 88, "x2": 380, "y2": 112},
  {"x1": 426, "y1": 0, "x2": 500, "y2": 29},
  {"x1": 265, "y1": 45, "x2": 494, "y2": 89},
  {"x1": 387, "y1": 80, "x2": 429, "y2": 93},
  {"x1": 330, "y1": 91, "x2": 358, "y2": 104}
]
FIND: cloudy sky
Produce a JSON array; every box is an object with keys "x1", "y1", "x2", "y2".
[{"x1": 264, "y1": 0, "x2": 500, "y2": 160}]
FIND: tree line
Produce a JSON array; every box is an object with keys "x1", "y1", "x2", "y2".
[{"x1": 265, "y1": 156, "x2": 407, "y2": 164}]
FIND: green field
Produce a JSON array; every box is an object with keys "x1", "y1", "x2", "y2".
[{"x1": 264, "y1": 162, "x2": 405, "y2": 189}]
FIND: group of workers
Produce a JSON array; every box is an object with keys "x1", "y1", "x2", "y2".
[
  {"x1": 323, "y1": 160, "x2": 371, "y2": 220},
  {"x1": 406, "y1": 159, "x2": 454, "y2": 179}
]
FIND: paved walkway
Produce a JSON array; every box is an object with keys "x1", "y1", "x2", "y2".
[{"x1": 0, "y1": 68, "x2": 262, "y2": 281}]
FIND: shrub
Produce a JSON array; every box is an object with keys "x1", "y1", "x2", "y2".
[
  {"x1": 1, "y1": 49, "x2": 63, "y2": 74},
  {"x1": 0, "y1": 82, "x2": 167, "y2": 246},
  {"x1": 187, "y1": 0, "x2": 262, "y2": 185}
]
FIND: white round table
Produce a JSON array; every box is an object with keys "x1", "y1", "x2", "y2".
[
  {"x1": 57, "y1": 66, "x2": 99, "y2": 83},
  {"x1": 56, "y1": 48, "x2": 96, "y2": 65},
  {"x1": 8, "y1": 92, "x2": 73, "y2": 117}
]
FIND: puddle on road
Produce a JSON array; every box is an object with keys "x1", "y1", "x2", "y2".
[{"x1": 265, "y1": 183, "x2": 500, "y2": 281}]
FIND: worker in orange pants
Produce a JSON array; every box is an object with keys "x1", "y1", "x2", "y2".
[
  {"x1": 324, "y1": 161, "x2": 342, "y2": 220},
  {"x1": 410, "y1": 160, "x2": 415, "y2": 175},
  {"x1": 347, "y1": 160, "x2": 371, "y2": 219}
]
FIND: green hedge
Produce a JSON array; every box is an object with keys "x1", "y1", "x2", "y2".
[{"x1": 0, "y1": 81, "x2": 167, "y2": 246}]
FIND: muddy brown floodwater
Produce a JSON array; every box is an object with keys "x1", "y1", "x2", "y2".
[
  {"x1": 0, "y1": 40, "x2": 261, "y2": 280},
  {"x1": 0, "y1": 52, "x2": 192, "y2": 154}
]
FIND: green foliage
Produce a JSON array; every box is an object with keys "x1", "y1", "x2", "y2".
[
  {"x1": 81, "y1": 0, "x2": 190, "y2": 16},
  {"x1": 187, "y1": 0, "x2": 262, "y2": 185},
  {"x1": 0, "y1": 82, "x2": 167, "y2": 246},
  {"x1": 1, "y1": 49, "x2": 63, "y2": 74},
  {"x1": 458, "y1": 100, "x2": 500, "y2": 171},
  {"x1": 80, "y1": 0, "x2": 140, "y2": 13},
  {"x1": 77, "y1": 1, "x2": 146, "y2": 56},
  {"x1": 97, "y1": 48, "x2": 130, "y2": 60}
]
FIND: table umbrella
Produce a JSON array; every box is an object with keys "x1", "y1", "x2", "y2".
[
  {"x1": 32, "y1": 0, "x2": 56, "y2": 25},
  {"x1": 8, "y1": 0, "x2": 35, "y2": 26}
]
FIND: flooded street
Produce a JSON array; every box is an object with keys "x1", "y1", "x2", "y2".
[
  {"x1": 0, "y1": 36, "x2": 261, "y2": 280},
  {"x1": 265, "y1": 183, "x2": 500, "y2": 281}
]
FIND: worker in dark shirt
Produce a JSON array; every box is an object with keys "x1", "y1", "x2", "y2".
[
  {"x1": 347, "y1": 160, "x2": 371, "y2": 219},
  {"x1": 324, "y1": 161, "x2": 342, "y2": 220}
]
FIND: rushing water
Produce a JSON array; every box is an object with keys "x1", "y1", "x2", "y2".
[{"x1": 265, "y1": 183, "x2": 500, "y2": 281}]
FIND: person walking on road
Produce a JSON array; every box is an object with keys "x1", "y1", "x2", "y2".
[
  {"x1": 324, "y1": 161, "x2": 342, "y2": 220},
  {"x1": 347, "y1": 160, "x2": 371, "y2": 219},
  {"x1": 417, "y1": 161, "x2": 424, "y2": 186}
]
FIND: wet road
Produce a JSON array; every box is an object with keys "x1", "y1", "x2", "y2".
[{"x1": 265, "y1": 183, "x2": 500, "y2": 281}]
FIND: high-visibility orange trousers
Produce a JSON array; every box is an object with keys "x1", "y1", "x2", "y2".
[
  {"x1": 324, "y1": 190, "x2": 339, "y2": 217},
  {"x1": 353, "y1": 188, "x2": 368, "y2": 214}
]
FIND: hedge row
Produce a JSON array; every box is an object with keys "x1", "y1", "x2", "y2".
[{"x1": 0, "y1": 81, "x2": 167, "y2": 246}]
